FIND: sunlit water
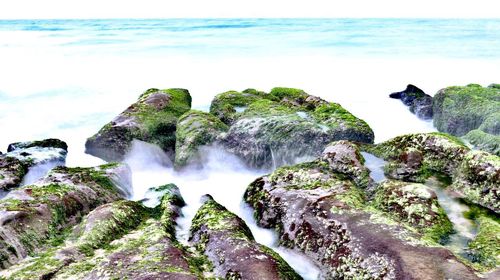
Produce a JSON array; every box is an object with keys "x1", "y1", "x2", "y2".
[{"x1": 1, "y1": 19, "x2": 498, "y2": 278}]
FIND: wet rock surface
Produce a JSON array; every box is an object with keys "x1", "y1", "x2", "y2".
[
  {"x1": 389, "y1": 84, "x2": 433, "y2": 119},
  {"x1": 190, "y1": 195, "x2": 301, "y2": 280},
  {"x1": 0, "y1": 138, "x2": 68, "y2": 192},
  {"x1": 213, "y1": 87, "x2": 374, "y2": 169},
  {"x1": 244, "y1": 143, "x2": 481, "y2": 279},
  {"x1": 85, "y1": 88, "x2": 192, "y2": 162},
  {"x1": 174, "y1": 110, "x2": 228, "y2": 169},
  {"x1": 365, "y1": 133, "x2": 499, "y2": 214}
]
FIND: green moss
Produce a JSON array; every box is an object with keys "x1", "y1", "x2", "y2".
[
  {"x1": 464, "y1": 129, "x2": 500, "y2": 156},
  {"x1": 373, "y1": 181, "x2": 453, "y2": 243},
  {"x1": 433, "y1": 84, "x2": 500, "y2": 137},
  {"x1": 269, "y1": 87, "x2": 308, "y2": 101},
  {"x1": 464, "y1": 205, "x2": 500, "y2": 270},
  {"x1": 209, "y1": 90, "x2": 262, "y2": 124},
  {"x1": 429, "y1": 132, "x2": 467, "y2": 147},
  {"x1": 240, "y1": 99, "x2": 298, "y2": 118},
  {"x1": 174, "y1": 110, "x2": 228, "y2": 167}
]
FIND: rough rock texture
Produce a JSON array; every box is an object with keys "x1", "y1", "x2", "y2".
[
  {"x1": 190, "y1": 195, "x2": 302, "y2": 280},
  {"x1": 389, "y1": 84, "x2": 433, "y2": 119},
  {"x1": 85, "y1": 88, "x2": 192, "y2": 162},
  {"x1": 432, "y1": 84, "x2": 500, "y2": 155},
  {"x1": 452, "y1": 151, "x2": 500, "y2": 213},
  {"x1": 244, "y1": 145, "x2": 478, "y2": 279},
  {"x1": 0, "y1": 138, "x2": 68, "y2": 192},
  {"x1": 365, "y1": 132, "x2": 499, "y2": 213},
  {"x1": 212, "y1": 87, "x2": 374, "y2": 169},
  {"x1": 174, "y1": 110, "x2": 228, "y2": 168},
  {"x1": 0, "y1": 184, "x2": 201, "y2": 280},
  {"x1": 373, "y1": 180, "x2": 453, "y2": 242},
  {"x1": 0, "y1": 163, "x2": 130, "y2": 269},
  {"x1": 464, "y1": 129, "x2": 500, "y2": 156}
]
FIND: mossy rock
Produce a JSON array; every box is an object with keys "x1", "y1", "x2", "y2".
[
  {"x1": 452, "y1": 151, "x2": 500, "y2": 213},
  {"x1": 213, "y1": 87, "x2": 374, "y2": 169},
  {"x1": 190, "y1": 195, "x2": 302, "y2": 280},
  {"x1": 364, "y1": 132, "x2": 469, "y2": 182},
  {"x1": 174, "y1": 110, "x2": 228, "y2": 168},
  {"x1": 85, "y1": 88, "x2": 192, "y2": 162},
  {"x1": 243, "y1": 153, "x2": 478, "y2": 279},
  {"x1": 0, "y1": 186, "x2": 200, "y2": 279},
  {"x1": 464, "y1": 206, "x2": 500, "y2": 270},
  {"x1": 432, "y1": 84, "x2": 499, "y2": 154},
  {"x1": 0, "y1": 163, "x2": 129, "y2": 269},
  {"x1": 464, "y1": 129, "x2": 500, "y2": 156},
  {"x1": 372, "y1": 180, "x2": 453, "y2": 243},
  {"x1": 7, "y1": 138, "x2": 68, "y2": 152}
]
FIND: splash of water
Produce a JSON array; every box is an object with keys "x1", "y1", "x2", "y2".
[
  {"x1": 122, "y1": 140, "x2": 321, "y2": 279},
  {"x1": 360, "y1": 152, "x2": 387, "y2": 183}
]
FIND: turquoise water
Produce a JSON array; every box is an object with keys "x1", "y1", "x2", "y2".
[{"x1": 1, "y1": 19, "x2": 500, "y2": 58}]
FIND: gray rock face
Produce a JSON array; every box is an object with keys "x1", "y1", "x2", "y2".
[
  {"x1": 190, "y1": 195, "x2": 302, "y2": 280},
  {"x1": 212, "y1": 87, "x2": 374, "y2": 169},
  {"x1": 85, "y1": 88, "x2": 192, "y2": 162},
  {"x1": 390, "y1": 84, "x2": 433, "y2": 119}
]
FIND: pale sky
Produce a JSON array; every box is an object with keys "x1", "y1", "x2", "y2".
[{"x1": 0, "y1": 0, "x2": 499, "y2": 19}]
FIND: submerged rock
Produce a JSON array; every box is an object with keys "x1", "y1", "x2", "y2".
[
  {"x1": 0, "y1": 163, "x2": 130, "y2": 269},
  {"x1": 433, "y1": 84, "x2": 500, "y2": 155},
  {"x1": 0, "y1": 184, "x2": 201, "y2": 279},
  {"x1": 214, "y1": 87, "x2": 374, "y2": 169},
  {"x1": 244, "y1": 145, "x2": 479, "y2": 279},
  {"x1": 365, "y1": 132, "x2": 499, "y2": 213},
  {"x1": 85, "y1": 88, "x2": 192, "y2": 162},
  {"x1": 389, "y1": 84, "x2": 433, "y2": 119},
  {"x1": 174, "y1": 110, "x2": 228, "y2": 168},
  {"x1": 190, "y1": 195, "x2": 302, "y2": 280},
  {"x1": 0, "y1": 138, "x2": 68, "y2": 192}
]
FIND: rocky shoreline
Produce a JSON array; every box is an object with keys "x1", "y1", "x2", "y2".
[{"x1": 0, "y1": 86, "x2": 498, "y2": 279}]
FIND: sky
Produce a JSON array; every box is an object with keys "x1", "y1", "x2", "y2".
[{"x1": 0, "y1": 0, "x2": 499, "y2": 19}]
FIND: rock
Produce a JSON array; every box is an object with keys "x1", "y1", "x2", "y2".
[
  {"x1": 190, "y1": 195, "x2": 302, "y2": 280},
  {"x1": 244, "y1": 149, "x2": 479, "y2": 279},
  {"x1": 0, "y1": 184, "x2": 201, "y2": 279},
  {"x1": 322, "y1": 140, "x2": 372, "y2": 189},
  {"x1": 390, "y1": 84, "x2": 433, "y2": 119},
  {"x1": 85, "y1": 88, "x2": 192, "y2": 162},
  {"x1": 7, "y1": 138, "x2": 68, "y2": 153},
  {"x1": 0, "y1": 163, "x2": 130, "y2": 269},
  {"x1": 215, "y1": 87, "x2": 374, "y2": 169},
  {"x1": 174, "y1": 110, "x2": 228, "y2": 168},
  {"x1": 0, "y1": 138, "x2": 68, "y2": 192},
  {"x1": 432, "y1": 84, "x2": 499, "y2": 154},
  {"x1": 465, "y1": 129, "x2": 500, "y2": 156},
  {"x1": 0, "y1": 156, "x2": 28, "y2": 192},
  {"x1": 373, "y1": 180, "x2": 453, "y2": 242},
  {"x1": 452, "y1": 151, "x2": 499, "y2": 213},
  {"x1": 365, "y1": 132, "x2": 469, "y2": 182},
  {"x1": 365, "y1": 132, "x2": 500, "y2": 214}
]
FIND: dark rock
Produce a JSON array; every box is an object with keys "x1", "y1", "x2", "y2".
[
  {"x1": 7, "y1": 138, "x2": 68, "y2": 152},
  {"x1": 0, "y1": 156, "x2": 28, "y2": 191},
  {"x1": 85, "y1": 88, "x2": 192, "y2": 162},
  {"x1": 190, "y1": 195, "x2": 302, "y2": 280},
  {"x1": 390, "y1": 84, "x2": 433, "y2": 119}
]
